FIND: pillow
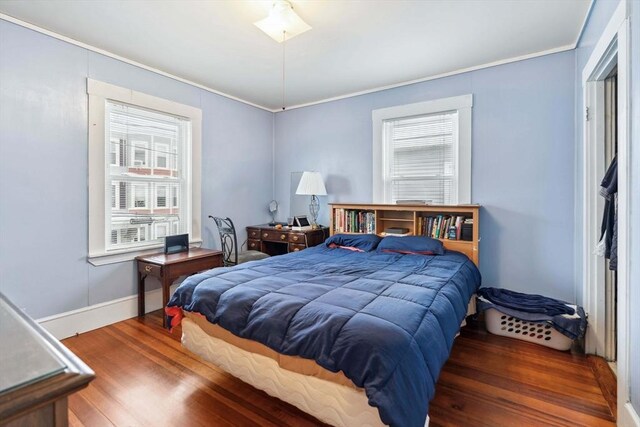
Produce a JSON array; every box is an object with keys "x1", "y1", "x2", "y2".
[
  {"x1": 325, "y1": 233, "x2": 382, "y2": 252},
  {"x1": 377, "y1": 236, "x2": 444, "y2": 255}
]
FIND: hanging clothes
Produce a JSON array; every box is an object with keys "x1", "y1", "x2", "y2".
[{"x1": 598, "y1": 155, "x2": 618, "y2": 270}]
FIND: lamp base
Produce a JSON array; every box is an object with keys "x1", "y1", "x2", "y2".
[{"x1": 309, "y1": 195, "x2": 320, "y2": 227}]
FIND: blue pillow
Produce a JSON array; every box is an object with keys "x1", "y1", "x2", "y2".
[
  {"x1": 377, "y1": 236, "x2": 444, "y2": 255},
  {"x1": 325, "y1": 234, "x2": 382, "y2": 252}
]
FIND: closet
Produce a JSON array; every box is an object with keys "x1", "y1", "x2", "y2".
[{"x1": 601, "y1": 68, "x2": 617, "y2": 363}]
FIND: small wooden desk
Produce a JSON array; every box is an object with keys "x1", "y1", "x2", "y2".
[
  {"x1": 246, "y1": 225, "x2": 329, "y2": 256},
  {"x1": 136, "y1": 248, "x2": 222, "y2": 326}
]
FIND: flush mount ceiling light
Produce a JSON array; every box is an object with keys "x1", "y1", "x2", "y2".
[{"x1": 254, "y1": 0, "x2": 311, "y2": 43}]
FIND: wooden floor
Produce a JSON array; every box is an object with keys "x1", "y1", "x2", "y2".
[{"x1": 63, "y1": 311, "x2": 616, "y2": 427}]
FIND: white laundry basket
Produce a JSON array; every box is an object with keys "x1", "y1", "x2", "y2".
[{"x1": 485, "y1": 308, "x2": 573, "y2": 351}]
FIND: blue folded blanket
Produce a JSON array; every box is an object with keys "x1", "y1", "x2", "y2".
[{"x1": 477, "y1": 287, "x2": 586, "y2": 340}]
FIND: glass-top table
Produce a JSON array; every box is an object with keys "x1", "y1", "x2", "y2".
[
  {"x1": 0, "y1": 296, "x2": 67, "y2": 395},
  {"x1": 0, "y1": 292, "x2": 94, "y2": 427}
]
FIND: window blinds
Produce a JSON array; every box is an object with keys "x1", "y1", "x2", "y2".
[
  {"x1": 105, "y1": 102, "x2": 190, "y2": 250},
  {"x1": 384, "y1": 111, "x2": 458, "y2": 204}
]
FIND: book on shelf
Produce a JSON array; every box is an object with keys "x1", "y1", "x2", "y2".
[
  {"x1": 385, "y1": 227, "x2": 409, "y2": 234},
  {"x1": 395, "y1": 199, "x2": 431, "y2": 205},
  {"x1": 383, "y1": 227, "x2": 410, "y2": 237},
  {"x1": 333, "y1": 208, "x2": 375, "y2": 234},
  {"x1": 461, "y1": 219, "x2": 473, "y2": 241},
  {"x1": 418, "y1": 214, "x2": 470, "y2": 241}
]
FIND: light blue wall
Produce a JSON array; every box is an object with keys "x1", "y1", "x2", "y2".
[
  {"x1": 0, "y1": 20, "x2": 274, "y2": 318},
  {"x1": 628, "y1": 0, "x2": 640, "y2": 413},
  {"x1": 274, "y1": 51, "x2": 577, "y2": 302}
]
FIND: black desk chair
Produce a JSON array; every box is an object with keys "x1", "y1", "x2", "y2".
[{"x1": 209, "y1": 216, "x2": 270, "y2": 267}]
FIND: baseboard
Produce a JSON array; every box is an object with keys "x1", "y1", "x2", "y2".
[
  {"x1": 620, "y1": 402, "x2": 640, "y2": 427},
  {"x1": 37, "y1": 285, "x2": 175, "y2": 340}
]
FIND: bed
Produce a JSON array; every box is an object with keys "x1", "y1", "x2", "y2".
[{"x1": 166, "y1": 238, "x2": 481, "y2": 427}]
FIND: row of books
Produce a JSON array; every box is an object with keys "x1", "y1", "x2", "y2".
[
  {"x1": 417, "y1": 215, "x2": 473, "y2": 241},
  {"x1": 333, "y1": 209, "x2": 375, "y2": 234}
]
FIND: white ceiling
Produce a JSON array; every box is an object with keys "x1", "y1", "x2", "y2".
[{"x1": 0, "y1": 0, "x2": 591, "y2": 111}]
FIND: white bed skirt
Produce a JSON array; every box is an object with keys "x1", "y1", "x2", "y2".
[{"x1": 182, "y1": 318, "x2": 430, "y2": 427}]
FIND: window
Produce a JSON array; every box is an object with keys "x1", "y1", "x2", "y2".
[
  {"x1": 111, "y1": 184, "x2": 116, "y2": 208},
  {"x1": 130, "y1": 139, "x2": 150, "y2": 167},
  {"x1": 155, "y1": 184, "x2": 168, "y2": 208},
  {"x1": 131, "y1": 183, "x2": 149, "y2": 209},
  {"x1": 372, "y1": 95, "x2": 472, "y2": 204},
  {"x1": 154, "y1": 140, "x2": 170, "y2": 169},
  {"x1": 155, "y1": 222, "x2": 169, "y2": 239},
  {"x1": 88, "y1": 79, "x2": 202, "y2": 265},
  {"x1": 110, "y1": 222, "x2": 148, "y2": 246},
  {"x1": 109, "y1": 140, "x2": 120, "y2": 166},
  {"x1": 171, "y1": 185, "x2": 179, "y2": 208}
]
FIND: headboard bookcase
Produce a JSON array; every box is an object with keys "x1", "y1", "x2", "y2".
[{"x1": 329, "y1": 203, "x2": 480, "y2": 266}]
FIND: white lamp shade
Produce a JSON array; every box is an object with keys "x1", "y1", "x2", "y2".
[
  {"x1": 254, "y1": 1, "x2": 312, "y2": 43},
  {"x1": 296, "y1": 171, "x2": 327, "y2": 196}
]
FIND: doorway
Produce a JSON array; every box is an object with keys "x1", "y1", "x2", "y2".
[{"x1": 581, "y1": 2, "x2": 631, "y2": 422}]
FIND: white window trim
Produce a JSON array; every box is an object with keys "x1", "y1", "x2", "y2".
[
  {"x1": 372, "y1": 94, "x2": 472, "y2": 204},
  {"x1": 88, "y1": 78, "x2": 202, "y2": 266}
]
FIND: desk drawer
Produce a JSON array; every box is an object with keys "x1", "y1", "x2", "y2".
[
  {"x1": 288, "y1": 233, "x2": 306, "y2": 244},
  {"x1": 261, "y1": 230, "x2": 288, "y2": 242},
  {"x1": 247, "y1": 228, "x2": 261, "y2": 240},
  {"x1": 247, "y1": 239, "x2": 261, "y2": 251},
  {"x1": 138, "y1": 262, "x2": 161, "y2": 278},
  {"x1": 169, "y1": 255, "x2": 222, "y2": 277},
  {"x1": 289, "y1": 243, "x2": 306, "y2": 253}
]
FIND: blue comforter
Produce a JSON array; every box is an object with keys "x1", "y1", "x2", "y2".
[{"x1": 167, "y1": 245, "x2": 481, "y2": 427}]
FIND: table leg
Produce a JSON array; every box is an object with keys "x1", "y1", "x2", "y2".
[
  {"x1": 138, "y1": 272, "x2": 146, "y2": 318},
  {"x1": 162, "y1": 275, "x2": 171, "y2": 328}
]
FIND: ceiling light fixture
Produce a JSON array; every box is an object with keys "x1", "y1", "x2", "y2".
[
  {"x1": 254, "y1": 1, "x2": 311, "y2": 43},
  {"x1": 254, "y1": 1, "x2": 311, "y2": 110}
]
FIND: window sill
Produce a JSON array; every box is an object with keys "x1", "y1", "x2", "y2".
[{"x1": 88, "y1": 240, "x2": 203, "y2": 266}]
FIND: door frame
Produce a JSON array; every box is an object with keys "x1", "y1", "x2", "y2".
[{"x1": 581, "y1": 1, "x2": 632, "y2": 423}]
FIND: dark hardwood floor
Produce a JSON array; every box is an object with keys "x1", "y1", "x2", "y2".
[{"x1": 62, "y1": 311, "x2": 616, "y2": 427}]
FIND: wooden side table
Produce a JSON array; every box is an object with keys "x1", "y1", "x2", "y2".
[{"x1": 136, "y1": 248, "x2": 222, "y2": 327}]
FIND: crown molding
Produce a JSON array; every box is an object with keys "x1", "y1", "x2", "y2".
[
  {"x1": 278, "y1": 43, "x2": 576, "y2": 112},
  {"x1": 2, "y1": 10, "x2": 587, "y2": 114},
  {"x1": 0, "y1": 13, "x2": 273, "y2": 112}
]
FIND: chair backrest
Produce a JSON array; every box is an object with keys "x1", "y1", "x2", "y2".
[{"x1": 209, "y1": 216, "x2": 238, "y2": 266}]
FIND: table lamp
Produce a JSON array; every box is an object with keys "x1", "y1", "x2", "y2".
[{"x1": 295, "y1": 171, "x2": 327, "y2": 228}]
